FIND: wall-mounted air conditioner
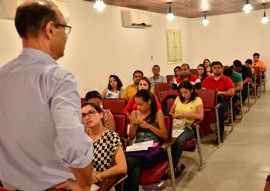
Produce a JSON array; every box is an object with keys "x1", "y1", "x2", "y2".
[
  {"x1": 0, "y1": 0, "x2": 69, "y2": 20},
  {"x1": 122, "y1": 10, "x2": 152, "y2": 28}
]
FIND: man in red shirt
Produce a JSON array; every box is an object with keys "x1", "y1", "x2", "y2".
[
  {"x1": 202, "y1": 61, "x2": 235, "y2": 143},
  {"x1": 172, "y1": 63, "x2": 201, "y2": 90}
]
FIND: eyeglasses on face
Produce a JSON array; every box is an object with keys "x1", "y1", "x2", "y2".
[
  {"x1": 54, "y1": 23, "x2": 72, "y2": 35},
  {"x1": 82, "y1": 110, "x2": 97, "y2": 119}
]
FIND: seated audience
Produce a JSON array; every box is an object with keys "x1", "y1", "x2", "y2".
[
  {"x1": 169, "y1": 81, "x2": 203, "y2": 177},
  {"x1": 223, "y1": 68, "x2": 243, "y2": 119},
  {"x1": 172, "y1": 63, "x2": 201, "y2": 90},
  {"x1": 149, "y1": 65, "x2": 167, "y2": 89},
  {"x1": 231, "y1": 59, "x2": 251, "y2": 102},
  {"x1": 197, "y1": 64, "x2": 208, "y2": 83},
  {"x1": 123, "y1": 77, "x2": 162, "y2": 117},
  {"x1": 85, "y1": 90, "x2": 116, "y2": 132},
  {"x1": 101, "y1": 75, "x2": 124, "y2": 99},
  {"x1": 81, "y1": 102, "x2": 127, "y2": 184},
  {"x1": 124, "y1": 89, "x2": 168, "y2": 191},
  {"x1": 202, "y1": 61, "x2": 235, "y2": 143},
  {"x1": 203, "y1": 58, "x2": 212, "y2": 76},
  {"x1": 121, "y1": 70, "x2": 143, "y2": 101}
]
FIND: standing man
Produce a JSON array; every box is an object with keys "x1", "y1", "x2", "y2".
[
  {"x1": 0, "y1": 1, "x2": 93, "y2": 191},
  {"x1": 252, "y1": 53, "x2": 267, "y2": 73},
  {"x1": 121, "y1": 70, "x2": 143, "y2": 100},
  {"x1": 148, "y1": 65, "x2": 167, "y2": 89},
  {"x1": 172, "y1": 63, "x2": 201, "y2": 90},
  {"x1": 202, "y1": 61, "x2": 235, "y2": 143}
]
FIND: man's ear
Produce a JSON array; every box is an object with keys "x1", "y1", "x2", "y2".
[{"x1": 44, "y1": 22, "x2": 55, "y2": 39}]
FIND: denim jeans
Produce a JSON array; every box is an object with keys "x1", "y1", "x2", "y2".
[
  {"x1": 218, "y1": 101, "x2": 229, "y2": 139},
  {"x1": 124, "y1": 153, "x2": 161, "y2": 191},
  {"x1": 171, "y1": 127, "x2": 194, "y2": 168}
]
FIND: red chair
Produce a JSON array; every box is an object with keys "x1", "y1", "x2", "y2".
[
  {"x1": 197, "y1": 89, "x2": 222, "y2": 147},
  {"x1": 103, "y1": 99, "x2": 127, "y2": 114},
  {"x1": 112, "y1": 113, "x2": 128, "y2": 191},
  {"x1": 154, "y1": 83, "x2": 172, "y2": 100},
  {"x1": 0, "y1": 187, "x2": 12, "y2": 191},
  {"x1": 81, "y1": 98, "x2": 86, "y2": 105},
  {"x1": 190, "y1": 69, "x2": 198, "y2": 76},
  {"x1": 139, "y1": 114, "x2": 177, "y2": 191},
  {"x1": 166, "y1": 75, "x2": 174, "y2": 83},
  {"x1": 160, "y1": 90, "x2": 179, "y2": 107}
]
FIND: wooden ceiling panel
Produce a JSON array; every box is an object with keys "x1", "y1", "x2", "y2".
[{"x1": 85, "y1": 0, "x2": 270, "y2": 18}]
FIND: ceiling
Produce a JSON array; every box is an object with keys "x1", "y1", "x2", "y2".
[{"x1": 85, "y1": 0, "x2": 270, "y2": 18}]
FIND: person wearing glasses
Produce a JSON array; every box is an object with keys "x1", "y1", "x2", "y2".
[
  {"x1": 81, "y1": 102, "x2": 127, "y2": 184},
  {"x1": 0, "y1": 1, "x2": 93, "y2": 191}
]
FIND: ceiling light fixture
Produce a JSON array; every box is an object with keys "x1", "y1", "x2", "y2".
[
  {"x1": 243, "y1": 0, "x2": 253, "y2": 13},
  {"x1": 202, "y1": 12, "x2": 209, "y2": 26},
  {"x1": 261, "y1": 4, "x2": 269, "y2": 24},
  {"x1": 94, "y1": 0, "x2": 106, "y2": 12},
  {"x1": 166, "y1": 2, "x2": 175, "y2": 21}
]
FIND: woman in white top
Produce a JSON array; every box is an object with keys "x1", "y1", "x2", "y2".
[{"x1": 102, "y1": 75, "x2": 124, "y2": 99}]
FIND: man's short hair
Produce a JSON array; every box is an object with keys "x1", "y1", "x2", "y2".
[
  {"x1": 211, "y1": 61, "x2": 223, "y2": 67},
  {"x1": 253, "y1": 53, "x2": 260, "y2": 57},
  {"x1": 223, "y1": 68, "x2": 233, "y2": 78},
  {"x1": 180, "y1": 63, "x2": 190, "y2": 69},
  {"x1": 152, "y1": 65, "x2": 160, "y2": 69},
  {"x1": 245, "y1": 59, "x2": 253, "y2": 65},
  {"x1": 133, "y1": 70, "x2": 144, "y2": 77},
  {"x1": 233, "y1": 60, "x2": 242, "y2": 67},
  {"x1": 15, "y1": 0, "x2": 59, "y2": 38}
]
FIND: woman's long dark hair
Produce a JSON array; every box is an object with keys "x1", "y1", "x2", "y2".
[
  {"x1": 177, "y1": 81, "x2": 197, "y2": 103},
  {"x1": 197, "y1": 64, "x2": 208, "y2": 82},
  {"x1": 135, "y1": 89, "x2": 157, "y2": 123},
  {"x1": 174, "y1": 66, "x2": 181, "y2": 78},
  {"x1": 107, "y1": 75, "x2": 123, "y2": 91}
]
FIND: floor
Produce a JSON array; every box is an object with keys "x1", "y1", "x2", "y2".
[{"x1": 141, "y1": 92, "x2": 270, "y2": 191}]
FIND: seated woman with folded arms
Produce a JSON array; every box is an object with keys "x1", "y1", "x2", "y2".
[
  {"x1": 85, "y1": 90, "x2": 116, "y2": 132},
  {"x1": 169, "y1": 81, "x2": 204, "y2": 177},
  {"x1": 81, "y1": 102, "x2": 127, "y2": 185},
  {"x1": 101, "y1": 75, "x2": 124, "y2": 99},
  {"x1": 124, "y1": 89, "x2": 168, "y2": 191},
  {"x1": 123, "y1": 77, "x2": 161, "y2": 117}
]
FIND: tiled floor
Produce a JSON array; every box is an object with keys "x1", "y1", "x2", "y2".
[{"x1": 141, "y1": 92, "x2": 270, "y2": 191}]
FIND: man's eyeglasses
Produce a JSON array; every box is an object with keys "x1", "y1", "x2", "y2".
[
  {"x1": 54, "y1": 23, "x2": 72, "y2": 35},
  {"x1": 82, "y1": 110, "x2": 97, "y2": 119}
]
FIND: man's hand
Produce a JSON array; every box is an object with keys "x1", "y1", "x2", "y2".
[{"x1": 55, "y1": 179, "x2": 90, "y2": 191}]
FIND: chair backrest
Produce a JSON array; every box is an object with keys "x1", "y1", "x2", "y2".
[
  {"x1": 160, "y1": 90, "x2": 179, "y2": 105},
  {"x1": 164, "y1": 114, "x2": 173, "y2": 140},
  {"x1": 197, "y1": 89, "x2": 217, "y2": 109},
  {"x1": 190, "y1": 69, "x2": 198, "y2": 76},
  {"x1": 103, "y1": 99, "x2": 127, "y2": 114},
  {"x1": 166, "y1": 75, "x2": 174, "y2": 83},
  {"x1": 154, "y1": 83, "x2": 172, "y2": 100},
  {"x1": 113, "y1": 113, "x2": 128, "y2": 138},
  {"x1": 0, "y1": 187, "x2": 12, "y2": 191},
  {"x1": 254, "y1": 67, "x2": 260, "y2": 77},
  {"x1": 81, "y1": 98, "x2": 86, "y2": 106}
]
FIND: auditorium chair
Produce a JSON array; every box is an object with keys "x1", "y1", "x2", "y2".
[
  {"x1": 103, "y1": 98, "x2": 127, "y2": 114},
  {"x1": 139, "y1": 114, "x2": 177, "y2": 191},
  {"x1": 154, "y1": 83, "x2": 173, "y2": 100}
]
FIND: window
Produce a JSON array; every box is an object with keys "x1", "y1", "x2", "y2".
[{"x1": 166, "y1": 30, "x2": 183, "y2": 64}]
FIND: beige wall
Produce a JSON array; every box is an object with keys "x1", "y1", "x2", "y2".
[{"x1": 0, "y1": 0, "x2": 269, "y2": 96}]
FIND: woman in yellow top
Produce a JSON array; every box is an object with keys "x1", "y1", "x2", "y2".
[{"x1": 169, "y1": 81, "x2": 204, "y2": 177}]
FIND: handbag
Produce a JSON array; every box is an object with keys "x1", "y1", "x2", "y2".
[
  {"x1": 126, "y1": 144, "x2": 160, "y2": 162},
  {"x1": 173, "y1": 118, "x2": 185, "y2": 129}
]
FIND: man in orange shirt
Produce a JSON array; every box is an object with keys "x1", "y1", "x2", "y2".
[{"x1": 252, "y1": 53, "x2": 267, "y2": 73}]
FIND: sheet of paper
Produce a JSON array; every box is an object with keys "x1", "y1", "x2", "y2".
[
  {"x1": 126, "y1": 140, "x2": 154, "y2": 152},
  {"x1": 172, "y1": 129, "x2": 185, "y2": 138},
  {"x1": 90, "y1": 184, "x2": 100, "y2": 191}
]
